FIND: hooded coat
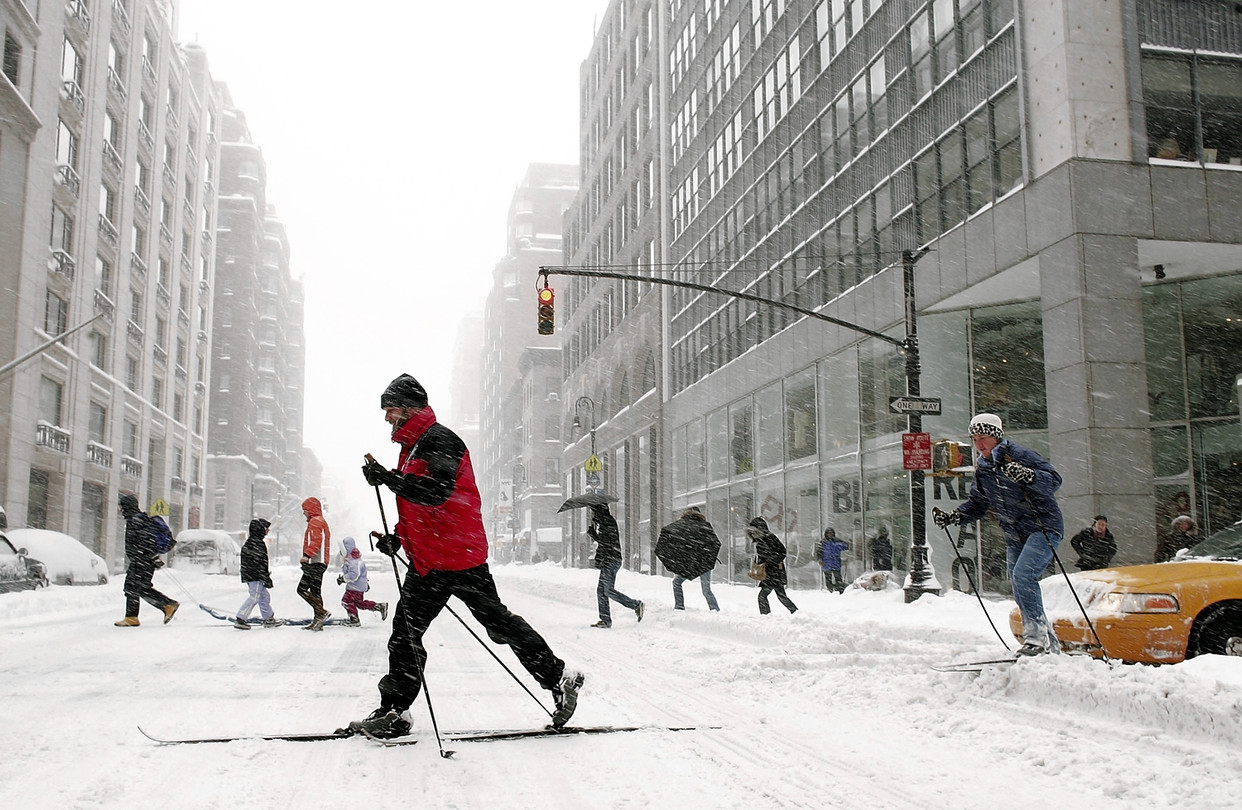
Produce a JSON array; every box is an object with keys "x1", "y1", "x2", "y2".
[
  {"x1": 301, "y1": 497, "x2": 330, "y2": 565},
  {"x1": 240, "y1": 518, "x2": 272, "y2": 586},
  {"x1": 589, "y1": 506, "x2": 623, "y2": 569},
  {"x1": 340, "y1": 536, "x2": 369, "y2": 592},
  {"x1": 747, "y1": 517, "x2": 788, "y2": 586},
  {"x1": 119, "y1": 493, "x2": 158, "y2": 571},
  {"x1": 385, "y1": 406, "x2": 489, "y2": 575}
]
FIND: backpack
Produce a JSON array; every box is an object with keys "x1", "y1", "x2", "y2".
[{"x1": 151, "y1": 516, "x2": 174, "y2": 554}]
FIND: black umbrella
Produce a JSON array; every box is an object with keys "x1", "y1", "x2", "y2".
[
  {"x1": 557, "y1": 492, "x2": 619, "y2": 513},
  {"x1": 655, "y1": 528, "x2": 721, "y2": 579}
]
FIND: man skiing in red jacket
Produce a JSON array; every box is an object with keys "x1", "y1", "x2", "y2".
[{"x1": 344, "y1": 374, "x2": 583, "y2": 738}]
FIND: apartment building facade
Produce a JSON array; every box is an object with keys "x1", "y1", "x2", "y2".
[
  {"x1": 0, "y1": 0, "x2": 220, "y2": 568},
  {"x1": 480, "y1": 163, "x2": 577, "y2": 563},
  {"x1": 564, "y1": 0, "x2": 1242, "y2": 590}
]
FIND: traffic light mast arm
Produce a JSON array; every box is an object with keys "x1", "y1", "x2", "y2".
[{"x1": 537, "y1": 266, "x2": 906, "y2": 349}]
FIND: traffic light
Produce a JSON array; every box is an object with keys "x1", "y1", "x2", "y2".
[{"x1": 537, "y1": 287, "x2": 555, "y2": 335}]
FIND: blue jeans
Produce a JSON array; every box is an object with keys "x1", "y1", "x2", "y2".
[
  {"x1": 238, "y1": 580, "x2": 274, "y2": 621},
  {"x1": 597, "y1": 562, "x2": 640, "y2": 624},
  {"x1": 1006, "y1": 531, "x2": 1061, "y2": 648},
  {"x1": 673, "y1": 572, "x2": 719, "y2": 611}
]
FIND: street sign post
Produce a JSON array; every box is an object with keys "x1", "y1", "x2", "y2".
[{"x1": 902, "y1": 433, "x2": 932, "y2": 470}]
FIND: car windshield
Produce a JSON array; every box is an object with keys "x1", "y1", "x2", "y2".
[{"x1": 1186, "y1": 521, "x2": 1242, "y2": 560}]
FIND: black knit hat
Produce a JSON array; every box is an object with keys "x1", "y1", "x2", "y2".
[{"x1": 380, "y1": 374, "x2": 428, "y2": 409}]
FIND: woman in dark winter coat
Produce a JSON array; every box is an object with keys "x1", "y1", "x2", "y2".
[
  {"x1": 235, "y1": 518, "x2": 282, "y2": 629},
  {"x1": 747, "y1": 517, "x2": 797, "y2": 615},
  {"x1": 589, "y1": 504, "x2": 643, "y2": 628}
]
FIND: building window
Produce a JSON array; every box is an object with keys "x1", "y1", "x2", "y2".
[
  {"x1": 44, "y1": 291, "x2": 68, "y2": 336},
  {"x1": 126, "y1": 355, "x2": 140, "y2": 391},
  {"x1": 39, "y1": 376, "x2": 63, "y2": 425},
  {"x1": 970, "y1": 301, "x2": 1047, "y2": 431},
  {"x1": 81, "y1": 482, "x2": 107, "y2": 555},
  {"x1": 785, "y1": 367, "x2": 818, "y2": 462},
  {"x1": 89, "y1": 331, "x2": 108, "y2": 370},
  {"x1": 51, "y1": 204, "x2": 74, "y2": 253},
  {"x1": 96, "y1": 256, "x2": 114, "y2": 297},
  {"x1": 1142, "y1": 52, "x2": 1242, "y2": 165},
  {"x1": 3, "y1": 33, "x2": 21, "y2": 86},
  {"x1": 88, "y1": 401, "x2": 108, "y2": 443},
  {"x1": 545, "y1": 457, "x2": 559, "y2": 486},
  {"x1": 28, "y1": 469, "x2": 49, "y2": 530}
]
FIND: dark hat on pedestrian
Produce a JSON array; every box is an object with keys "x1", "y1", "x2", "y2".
[
  {"x1": 118, "y1": 492, "x2": 139, "y2": 513},
  {"x1": 1094, "y1": 515, "x2": 1108, "y2": 522},
  {"x1": 682, "y1": 506, "x2": 705, "y2": 520},
  {"x1": 250, "y1": 518, "x2": 271, "y2": 537},
  {"x1": 748, "y1": 516, "x2": 770, "y2": 533},
  {"x1": 969, "y1": 412, "x2": 1004, "y2": 439},
  {"x1": 380, "y1": 374, "x2": 428, "y2": 409}
]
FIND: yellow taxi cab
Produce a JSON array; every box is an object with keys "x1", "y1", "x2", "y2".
[{"x1": 1008, "y1": 521, "x2": 1242, "y2": 663}]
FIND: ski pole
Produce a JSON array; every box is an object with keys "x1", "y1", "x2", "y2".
[
  {"x1": 932, "y1": 509, "x2": 1010, "y2": 651},
  {"x1": 366, "y1": 459, "x2": 455, "y2": 758},
  {"x1": 1001, "y1": 453, "x2": 1111, "y2": 663},
  {"x1": 379, "y1": 541, "x2": 554, "y2": 721}
]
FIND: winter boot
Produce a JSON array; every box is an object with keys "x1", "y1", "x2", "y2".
[
  {"x1": 262, "y1": 618, "x2": 285, "y2": 628},
  {"x1": 233, "y1": 618, "x2": 251, "y2": 630},
  {"x1": 162, "y1": 602, "x2": 180, "y2": 624},
  {"x1": 343, "y1": 616, "x2": 361, "y2": 627},
  {"x1": 550, "y1": 670, "x2": 585, "y2": 728},
  {"x1": 377, "y1": 602, "x2": 389, "y2": 621},
  {"x1": 1014, "y1": 642, "x2": 1048, "y2": 657},
  {"x1": 305, "y1": 610, "x2": 330, "y2": 631},
  {"x1": 590, "y1": 620, "x2": 611, "y2": 628},
  {"x1": 635, "y1": 601, "x2": 645, "y2": 622},
  {"x1": 342, "y1": 708, "x2": 412, "y2": 739},
  {"x1": 114, "y1": 616, "x2": 140, "y2": 627}
]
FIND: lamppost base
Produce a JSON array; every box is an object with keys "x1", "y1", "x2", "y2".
[{"x1": 902, "y1": 584, "x2": 940, "y2": 603}]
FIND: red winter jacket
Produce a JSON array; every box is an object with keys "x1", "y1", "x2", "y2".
[
  {"x1": 386, "y1": 407, "x2": 488, "y2": 575},
  {"x1": 301, "y1": 497, "x2": 330, "y2": 565}
]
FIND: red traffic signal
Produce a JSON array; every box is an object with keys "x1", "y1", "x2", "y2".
[{"x1": 537, "y1": 287, "x2": 555, "y2": 335}]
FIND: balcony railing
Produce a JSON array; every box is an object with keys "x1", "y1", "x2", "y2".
[
  {"x1": 98, "y1": 215, "x2": 118, "y2": 247},
  {"x1": 120, "y1": 455, "x2": 143, "y2": 478},
  {"x1": 138, "y1": 120, "x2": 154, "y2": 152},
  {"x1": 66, "y1": 0, "x2": 91, "y2": 33},
  {"x1": 102, "y1": 140, "x2": 122, "y2": 173},
  {"x1": 156, "y1": 283, "x2": 170, "y2": 307},
  {"x1": 153, "y1": 344, "x2": 167, "y2": 366},
  {"x1": 111, "y1": 0, "x2": 131, "y2": 37},
  {"x1": 166, "y1": 108, "x2": 179, "y2": 136},
  {"x1": 60, "y1": 80, "x2": 85, "y2": 115},
  {"x1": 130, "y1": 252, "x2": 147, "y2": 281},
  {"x1": 94, "y1": 289, "x2": 115, "y2": 320},
  {"x1": 141, "y1": 56, "x2": 157, "y2": 88},
  {"x1": 56, "y1": 164, "x2": 81, "y2": 196},
  {"x1": 106, "y1": 67, "x2": 126, "y2": 101},
  {"x1": 86, "y1": 441, "x2": 114, "y2": 467},
  {"x1": 159, "y1": 224, "x2": 173, "y2": 249},
  {"x1": 189, "y1": 483, "x2": 203, "y2": 498},
  {"x1": 50, "y1": 249, "x2": 76, "y2": 280},
  {"x1": 134, "y1": 185, "x2": 150, "y2": 218},
  {"x1": 170, "y1": 476, "x2": 186, "y2": 493},
  {"x1": 163, "y1": 163, "x2": 176, "y2": 192},
  {"x1": 35, "y1": 423, "x2": 71, "y2": 454},
  {"x1": 127, "y1": 319, "x2": 144, "y2": 345}
]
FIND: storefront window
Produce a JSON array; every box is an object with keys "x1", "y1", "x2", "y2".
[
  {"x1": 969, "y1": 302, "x2": 1046, "y2": 430},
  {"x1": 820, "y1": 349, "x2": 860, "y2": 459},
  {"x1": 1183, "y1": 277, "x2": 1242, "y2": 419},
  {"x1": 859, "y1": 337, "x2": 905, "y2": 441},
  {"x1": 707, "y1": 408, "x2": 729, "y2": 484},
  {"x1": 757, "y1": 382, "x2": 784, "y2": 471},
  {"x1": 670, "y1": 424, "x2": 687, "y2": 496},
  {"x1": 687, "y1": 416, "x2": 706, "y2": 492},
  {"x1": 785, "y1": 367, "x2": 817, "y2": 462},
  {"x1": 1143, "y1": 285, "x2": 1187, "y2": 422},
  {"x1": 729, "y1": 398, "x2": 754, "y2": 476}
]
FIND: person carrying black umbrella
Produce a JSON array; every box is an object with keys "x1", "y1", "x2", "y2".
[
  {"x1": 656, "y1": 507, "x2": 721, "y2": 611},
  {"x1": 588, "y1": 503, "x2": 643, "y2": 628}
]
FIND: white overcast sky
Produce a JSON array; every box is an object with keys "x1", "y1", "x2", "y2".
[{"x1": 176, "y1": 1, "x2": 607, "y2": 516}]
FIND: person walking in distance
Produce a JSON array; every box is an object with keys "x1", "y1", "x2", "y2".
[
  {"x1": 235, "y1": 518, "x2": 283, "y2": 629},
  {"x1": 934, "y1": 413, "x2": 1064, "y2": 656},
  {"x1": 336, "y1": 536, "x2": 387, "y2": 627},
  {"x1": 815, "y1": 527, "x2": 851, "y2": 593},
  {"x1": 1070, "y1": 515, "x2": 1117, "y2": 571},
  {"x1": 114, "y1": 493, "x2": 178, "y2": 627},
  {"x1": 298, "y1": 497, "x2": 331, "y2": 631},
  {"x1": 344, "y1": 374, "x2": 583, "y2": 739},
  {"x1": 588, "y1": 503, "x2": 644, "y2": 628},
  {"x1": 747, "y1": 517, "x2": 798, "y2": 615},
  {"x1": 656, "y1": 506, "x2": 721, "y2": 611}
]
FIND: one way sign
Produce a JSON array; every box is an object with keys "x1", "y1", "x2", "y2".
[{"x1": 888, "y1": 396, "x2": 942, "y2": 415}]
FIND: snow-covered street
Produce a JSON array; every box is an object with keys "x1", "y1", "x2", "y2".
[{"x1": 3, "y1": 562, "x2": 1240, "y2": 809}]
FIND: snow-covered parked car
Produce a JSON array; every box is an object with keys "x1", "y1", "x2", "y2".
[
  {"x1": 6, "y1": 529, "x2": 108, "y2": 586},
  {"x1": 0, "y1": 532, "x2": 48, "y2": 592},
  {"x1": 170, "y1": 529, "x2": 240, "y2": 575}
]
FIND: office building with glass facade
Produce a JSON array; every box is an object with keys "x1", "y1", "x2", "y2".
[{"x1": 563, "y1": 0, "x2": 1242, "y2": 590}]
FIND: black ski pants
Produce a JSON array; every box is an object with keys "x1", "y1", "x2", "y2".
[
  {"x1": 378, "y1": 563, "x2": 565, "y2": 713},
  {"x1": 297, "y1": 562, "x2": 327, "y2": 614},
  {"x1": 123, "y1": 563, "x2": 175, "y2": 617}
]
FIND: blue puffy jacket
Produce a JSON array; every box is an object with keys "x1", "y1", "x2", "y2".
[{"x1": 955, "y1": 439, "x2": 1063, "y2": 546}]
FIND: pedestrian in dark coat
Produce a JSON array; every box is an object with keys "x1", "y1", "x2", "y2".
[
  {"x1": 589, "y1": 504, "x2": 643, "y2": 627},
  {"x1": 234, "y1": 518, "x2": 281, "y2": 629},
  {"x1": 114, "y1": 493, "x2": 178, "y2": 627},
  {"x1": 656, "y1": 506, "x2": 721, "y2": 611},
  {"x1": 870, "y1": 525, "x2": 893, "y2": 571},
  {"x1": 1070, "y1": 515, "x2": 1117, "y2": 571},
  {"x1": 1155, "y1": 515, "x2": 1199, "y2": 563},
  {"x1": 347, "y1": 374, "x2": 582, "y2": 739},
  {"x1": 747, "y1": 517, "x2": 797, "y2": 614}
]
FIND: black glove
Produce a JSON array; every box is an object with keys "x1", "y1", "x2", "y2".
[
  {"x1": 265, "y1": 577, "x2": 274, "y2": 589},
  {"x1": 933, "y1": 508, "x2": 961, "y2": 528},
  {"x1": 362, "y1": 458, "x2": 390, "y2": 487},
  {"x1": 1002, "y1": 461, "x2": 1035, "y2": 485},
  {"x1": 336, "y1": 575, "x2": 345, "y2": 585},
  {"x1": 376, "y1": 533, "x2": 400, "y2": 558}
]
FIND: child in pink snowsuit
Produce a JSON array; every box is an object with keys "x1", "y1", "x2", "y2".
[{"x1": 337, "y1": 536, "x2": 388, "y2": 627}]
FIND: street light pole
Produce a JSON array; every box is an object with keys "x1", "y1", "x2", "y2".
[{"x1": 902, "y1": 248, "x2": 937, "y2": 602}]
